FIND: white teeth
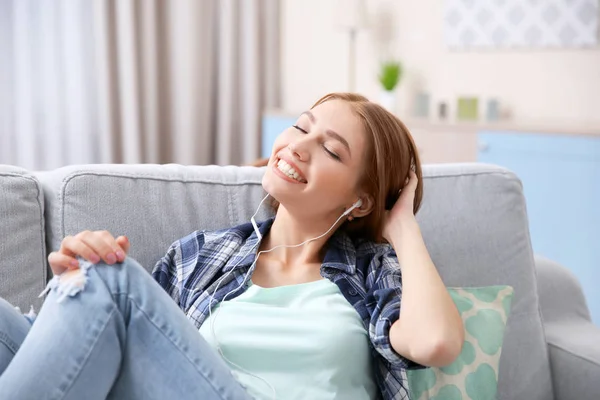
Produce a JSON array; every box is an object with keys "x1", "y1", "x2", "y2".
[{"x1": 276, "y1": 159, "x2": 304, "y2": 182}]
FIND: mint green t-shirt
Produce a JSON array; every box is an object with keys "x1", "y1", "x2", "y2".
[{"x1": 199, "y1": 278, "x2": 377, "y2": 400}]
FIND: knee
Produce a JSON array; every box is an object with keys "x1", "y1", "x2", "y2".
[
  {"x1": 92, "y1": 256, "x2": 151, "y2": 285},
  {"x1": 44, "y1": 257, "x2": 150, "y2": 302},
  {"x1": 0, "y1": 297, "x2": 18, "y2": 318},
  {"x1": 94, "y1": 256, "x2": 150, "y2": 279}
]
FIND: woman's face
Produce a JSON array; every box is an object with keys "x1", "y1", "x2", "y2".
[{"x1": 262, "y1": 99, "x2": 367, "y2": 219}]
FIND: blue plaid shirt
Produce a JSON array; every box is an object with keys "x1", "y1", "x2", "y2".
[{"x1": 152, "y1": 218, "x2": 424, "y2": 400}]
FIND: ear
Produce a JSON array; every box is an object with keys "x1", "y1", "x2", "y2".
[{"x1": 351, "y1": 193, "x2": 374, "y2": 218}]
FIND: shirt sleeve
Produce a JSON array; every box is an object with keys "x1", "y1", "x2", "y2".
[
  {"x1": 152, "y1": 240, "x2": 183, "y2": 306},
  {"x1": 368, "y1": 245, "x2": 425, "y2": 370},
  {"x1": 151, "y1": 230, "x2": 206, "y2": 309}
]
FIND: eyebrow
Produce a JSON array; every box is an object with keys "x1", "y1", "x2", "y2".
[
  {"x1": 300, "y1": 111, "x2": 352, "y2": 157},
  {"x1": 301, "y1": 110, "x2": 316, "y2": 123}
]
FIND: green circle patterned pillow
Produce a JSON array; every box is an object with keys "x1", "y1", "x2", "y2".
[{"x1": 407, "y1": 285, "x2": 514, "y2": 400}]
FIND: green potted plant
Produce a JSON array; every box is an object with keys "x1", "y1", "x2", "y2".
[{"x1": 378, "y1": 60, "x2": 402, "y2": 112}]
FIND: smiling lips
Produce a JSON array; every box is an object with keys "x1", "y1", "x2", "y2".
[{"x1": 275, "y1": 158, "x2": 307, "y2": 183}]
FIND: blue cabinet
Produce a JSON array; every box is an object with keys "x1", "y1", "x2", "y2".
[{"x1": 478, "y1": 131, "x2": 600, "y2": 324}]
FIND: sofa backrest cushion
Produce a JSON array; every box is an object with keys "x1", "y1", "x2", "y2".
[
  {"x1": 38, "y1": 164, "x2": 272, "y2": 273},
  {"x1": 0, "y1": 165, "x2": 47, "y2": 311}
]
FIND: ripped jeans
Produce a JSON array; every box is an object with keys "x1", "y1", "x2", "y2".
[{"x1": 0, "y1": 258, "x2": 252, "y2": 400}]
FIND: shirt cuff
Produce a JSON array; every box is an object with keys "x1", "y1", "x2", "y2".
[{"x1": 374, "y1": 305, "x2": 426, "y2": 370}]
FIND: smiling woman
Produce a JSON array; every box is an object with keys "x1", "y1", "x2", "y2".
[
  {"x1": 262, "y1": 92, "x2": 423, "y2": 243},
  {"x1": 0, "y1": 92, "x2": 463, "y2": 400}
]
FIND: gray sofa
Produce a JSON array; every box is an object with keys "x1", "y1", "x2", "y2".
[{"x1": 1, "y1": 162, "x2": 598, "y2": 399}]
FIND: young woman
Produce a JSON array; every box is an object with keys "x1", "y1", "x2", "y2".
[{"x1": 0, "y1": 93, "x2": 463, "y2": 400}]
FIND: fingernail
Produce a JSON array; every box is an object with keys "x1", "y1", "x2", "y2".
[
  {"x1": 70, "y1": 260, "x2": 79, "y2": 268},
  {"x1": 106, "y1": 253, "x2": 116, "y2": 264},
  {"x1": 116, "y1": 250, "x2": 125, "y2": 261},
  {"x1": 90, "y1": 254, "x2": 101, "y2": 264}
]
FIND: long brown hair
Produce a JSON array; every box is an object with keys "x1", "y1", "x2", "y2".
[{"x1": 265, "y1": 93, "x2": 423, "y2": 243}]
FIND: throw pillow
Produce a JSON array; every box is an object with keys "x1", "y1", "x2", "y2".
[{"x1": 407, "y1": 285, "x2": 514, "y2": 400}]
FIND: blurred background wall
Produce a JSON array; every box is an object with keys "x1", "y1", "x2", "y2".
[
  {"x1": 1, "y1": 0, "x2": 598, "y2": 171},
  {"x1": 281, "y1": 0, "x2": 600, "y2": 124}
]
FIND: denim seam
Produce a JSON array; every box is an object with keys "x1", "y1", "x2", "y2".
[
  {"x1": 56, "y1": 307, "x2": 118, "y2": 400},
  {"x1": 110, "y1": 292, "x2": 232, "y2": 400},
  {"x1": 0, "y1": 331, "x2": 19, "y2": 355}
]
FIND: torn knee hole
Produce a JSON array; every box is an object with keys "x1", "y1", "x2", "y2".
[{"x1": 40, "y1": 259, "x2": 94, "y2": 303}]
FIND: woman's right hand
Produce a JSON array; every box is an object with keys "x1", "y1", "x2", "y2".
[{"x1": 48, "y1": 231, "x2": 130, "y2": 275}]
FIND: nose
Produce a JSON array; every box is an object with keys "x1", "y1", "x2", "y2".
[{"x1": 288, "y1": 140, "x2": 310, "y2": 162}]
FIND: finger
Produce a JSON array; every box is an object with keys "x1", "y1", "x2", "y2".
[
  {"x1": 80, "y1": 231, "x2": 120, "y2": 265},
  {"x1": 113, "y1": 238, "x2": 127, "y2": 262},
  {"x1": 96, "y1": 231, "x2": 127, "y2": 263},
  {"x1": 103, "y1": 235, "x2": 127, "y2": 264},
  {"x1": 62, "y1": 235, "x2": 101, "y2": 264},
  {"x1": 48, "y1": 251, "x2": 79, "y2": 275},
  {"x1": 116, "y1": 236, "x2": 130, "y2": 257}
]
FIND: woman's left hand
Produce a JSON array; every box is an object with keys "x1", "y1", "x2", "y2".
[{"x1": 382, "y1": 169, "x2": 419, "y2": 243}]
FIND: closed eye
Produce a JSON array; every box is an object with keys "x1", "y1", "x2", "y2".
[
  {"x1": 323, "y1": 146, "x2": 341, "y2": 161},
  {"x1": 292, "y1": 125, "x2": 308, "y2": 134},
  {"x1": 293, "y1": 124, "x2": 341, "y2": 161}
]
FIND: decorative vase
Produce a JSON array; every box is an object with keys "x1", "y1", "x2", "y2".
[{"x1": 379, "y1": 90, "x2": 396, "y2": 113}]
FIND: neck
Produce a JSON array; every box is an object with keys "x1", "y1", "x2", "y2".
[{"x1": 261, "y1": 205, "x2": 343, "y2": 265}]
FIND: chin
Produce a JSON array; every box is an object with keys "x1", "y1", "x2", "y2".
[
  {"x1": 264, "y1": 172, "x2": 302, "y2": 211},
  {"x1": 261, "y1": 169, "x2": 279, "y2": 199},
  {"x1": 261, "y1": 167, "x2": 273, "y2": 192},
  {"x1": 261, "y1": 173, "x2": 282, "y2": 202}
]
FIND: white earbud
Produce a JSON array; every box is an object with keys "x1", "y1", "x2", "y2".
[{"x1": 342, "y1": 199, "x2": 363, "y2": 217}]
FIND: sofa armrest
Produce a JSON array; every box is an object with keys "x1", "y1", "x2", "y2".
[
  {"x1": 535, "y1": 255, "x2": 600, "y2": 400},
  {"x1": 535, "y1": 255, "x2": 591, "y2": 323},
  {"x1": 545, "y1": 321, "x2": 600, "y2": 400}
]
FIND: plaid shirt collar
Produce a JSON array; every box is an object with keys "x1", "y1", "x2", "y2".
[{"x1": 221, "y1": 217, "x2": 357, "y2": 275}]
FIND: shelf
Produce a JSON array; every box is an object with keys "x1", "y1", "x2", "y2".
[
  {"x1": 263, "y1": 108, "x2": 600, "y2": 137},
  {"x1": 404, "y1": 118, "x2": 600, "y2": 137}
]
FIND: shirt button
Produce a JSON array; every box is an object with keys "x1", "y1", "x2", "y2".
[{"x1": 349, "y1": 288, "x2": 358, "y2": 296}]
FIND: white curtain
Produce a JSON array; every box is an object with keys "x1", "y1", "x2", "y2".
[{"x1": 0, "y1": 0, "x2": 280, "y2": 170}]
